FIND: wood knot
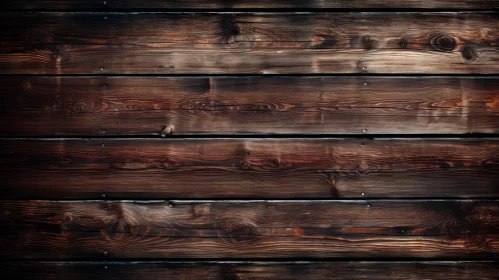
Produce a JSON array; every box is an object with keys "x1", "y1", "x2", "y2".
[
  {"x1": 466, "y1": 235, "x2": 493, "y2": 252},
  {"x1": 22, "y1": 28, "x2": 68, "y2": 64},
  {"x1": 190, "y1": 204, "x2": 210, "y2": 218},
  {"x1": 351, "y1": 35, "x2": 379, "y2": 50},
  {"x1": 361, "y1": 35, "x2": 379, "y2": 50},
  {"x1": 398, "y1": 38, "x2": 409, "y2": 48},
  {"x1": 357, "y1": 61, "x2": 368, "y2": 73},
  {"x1": 51, "y1": 45, "x2": 69, "y2": 60},
  {"x1": 106, "y1": 217, "x2": 130, "y2": 240},
  {"x1": 160, "y1": 125, "x2": 175, "y2": 137},
  {"x1": 397, "y1": 227, "x2": 410, "y2": 235},
  {"x1": 461, "y1": 45, "x2": 478, "y2": 62},
  {"x1": 220, "y1": 221, "x2": 255, "y2": 242},
  {"x1": 216, "y1": 16, "x2": 240, "y2": 43},
  {"x1": 22, "y1": 29, "x2": 54, "y2": 49},
  {"x1": 356, "y1": 163, "x2": 369, "y2": 174},
  {"x1": 240, "y1": 161, "x2": 251, "y2": 170},
  {"x1": 31, "y1": 44, "x2": 70, "y2": 64},
  {"x1": 429, "y1": 34, "x2": 457, "y2": 52},
  {"x1": 61, "y1": 213, "x2": 73, "y2": 223}
]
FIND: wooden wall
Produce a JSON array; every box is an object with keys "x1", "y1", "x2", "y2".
[{"x1": 1, "y1": 0, "x2": 498, "y2": 279}]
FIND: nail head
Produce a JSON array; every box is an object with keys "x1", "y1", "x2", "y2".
[
  {"x1": 364, "y1": 82, "x2": 368, "y2": 86},
  {"x1": 361, "y1": 192, "x2": 365, "y2": 196},
  {"x1": 362, "y1": 129, "x2": 367, "y2": 133}
]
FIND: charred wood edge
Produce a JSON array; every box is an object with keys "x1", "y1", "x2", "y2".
[
  {"x1": 0, "y1": 10, "x2": 497, "y2": 16},
  {"x1": 3, "y1": 196, "x2": 499, "y2": 201},
  {"x1": 2, "y1": 74, "x2": 499, "y2": 77},
  {"x1": 0, "y1": 258, "x2": 497, "y2": 262},
  {"x1": 5, "y1": 199, "x2": 497, "y2": 202},
  {"x1": 1, "y1": 11, "x2": 497, "y2": 15},
  {"x1": 2, "y1": 200, "x2": 498, "y2": 207},
  {"x1": 1, "y1": 9, "x2": 499, "y2": 13},
  {"x1": 1, "y1": 136, "x2": 499, "y2": 140},
  {"x1": 2, "y1": 197, "x2": 499, "y2": 201}
]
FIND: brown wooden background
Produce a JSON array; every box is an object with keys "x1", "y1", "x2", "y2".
[{"x1": 1, "y1": 0, "x2": 498, "y2": 279}]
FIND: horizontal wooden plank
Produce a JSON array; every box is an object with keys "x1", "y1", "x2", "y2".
[
  {"x1": 0, "y1": 139, "x2": 498, "y2": 199},
  {"x1": 2, "y1": 76, "x2": 498, "y2": 136},
  {"x1": 1, "y1": 13, "x2": 499, "y2": 74},
  {"x1": 4, "y1": 0, "x2": 499, "y2": 10},
  {"x1": 1, "y1": 200, "x2": 498, "y2": 259},
  {"x1": 2, "y1": 261, "x2": 498, "y2": 280}
]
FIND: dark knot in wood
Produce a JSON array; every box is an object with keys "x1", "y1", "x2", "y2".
[
  {"x1": 220, "y1": 221, "x2": 256, "y2": 243},
  {"x1": 461, "y1": 45, "x2": 478, "y2": 62},
  {"x1": 351, "y1": 35, "x2": 379, "y2": 50},
  {"x1": 398, "y1": 38, "x2": 409, "y2": 48},
  {"x1": 216, "y1": 16, "x2": 240, "y2": 43},
  {"x1": 429, "y1": 34, "x2": 457, "y2": 52}
]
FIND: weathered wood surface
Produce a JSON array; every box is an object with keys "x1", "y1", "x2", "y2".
[
  {"x1": 0, "y1": 200, "x2": 498, "y2": 259},
  {"x1": 2, "y1": 13, "x2": 499, "y2": 74},
  {"x1": 2, "y1": 261, "x2": 498, "y2": 280},
  {"x1": 1, "y1": 139, "x2": 498, "y2": 199},
  {"x1": 4, "y1": 0, "x2": 499, "y2": 10},
  {"x1": 2, "y1": 76, "x2": 498, "y2": 136}
]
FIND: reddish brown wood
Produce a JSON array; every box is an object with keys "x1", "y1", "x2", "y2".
[
  {"x1": 4, "y1": 0, "x2": 499, "y2": 9},
  {"x1": 1, "y1": 77, "x2": 498, "y2": 136},
  {"x1": 0, "y1": 139, "x2": 497, "y2": 199},
  {"x1": 1, "y1": 261, "x2": 498, "y2": 280},
  {"x1": 0, "y1": 200, "x2": 498, "y2": 259},
  {"x1": 1, "y1": 13, "x2": 498, "y2": 74}
]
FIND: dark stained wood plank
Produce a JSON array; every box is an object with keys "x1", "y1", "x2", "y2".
[
  {"x1": 0, "y1": 200, "x2": 498, "y2": 259},
  {"x1": 2, "y1": 76, "x2": 498, "y2": 136},
  {"x1": 4, "y1": 0, "x2": 499, "y2": 10},
  {"x1": 2, "y1": 261, "x2": 498, "y2": 280},
  {"x1": 0, "y1": 139, "x2": 497, "y2": 199},
  {"x1": 1, "y1": 13, "x2": 499, "y2": 74}
]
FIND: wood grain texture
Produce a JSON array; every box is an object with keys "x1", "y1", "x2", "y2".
[
  {"x1": 1, "y1": 13, "x2": 499, "y2": 74},
  {"x1": 4, "y1": 0, "x2": 499, "y2": 10},
  {"x1": 0, "y1": 200, "x2": 498, "y2": 259},
  {"x1": 2, "y1": 76, "x2": 498, "y2": 136},
  {"x1": 0, "y1": 139, "x2": 497, "y2": 199},
  {"x1": 2, "y1": 261, "x2": 498, "y2": 280}
]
